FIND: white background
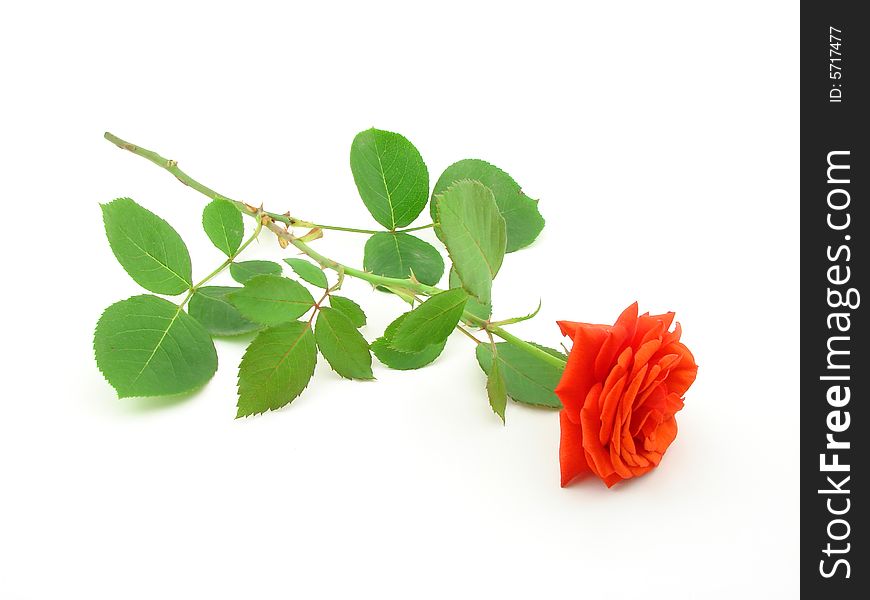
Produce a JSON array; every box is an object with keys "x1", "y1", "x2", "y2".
[{"x1": 0, "y1": 2, "x2": 799, "y2": 598}]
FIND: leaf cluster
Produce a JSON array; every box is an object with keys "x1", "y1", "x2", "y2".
[{"x1": 95, "y1": 129, "x2": 557, "y2": 423}]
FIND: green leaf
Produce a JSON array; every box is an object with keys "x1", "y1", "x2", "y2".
[
  {"x1": 431, "y1": 159, "x2": 544, "y2": 252},
  {"x1": 363, "y1": 232, "x2": 445, "y2": 286},
  {"x1": 229, "y1": 275, "x2": 315, "y2": 325},
  {"x1": 188, "y1": 286, "x2": 260, "y2": 337},
  {"x1": 202, "y1": 199, "x2": 244, "y2": 257},
  {"x1": 284, "y1": 258, "x2": 328, "y2": 289},
  {"x1": 486, "y1": 353, "x2": 508, "y2": 423},
  {"x1": 237, "y1": 321, "x2": 317, "y2": 417},
  {"x1": 475, "y1": 342, "x2": 564, "y2": 409},
  {"x1": 350, "y1": 128, "x2": 429, "y2": 229},
  {"x1": 371, "y1": 313, "x2": 446, "y2": 370},
  {"x1": 101, "y1": 197, "x2": 192, "y2": 295},
  {"x1": 389, "y1": 288, "x2": 467, "y2": 353},
  {"x1": 329, "y1": 296, "x2": 366, "y2": 328},
  {"x1": 93, "y1": 295, "x2": 217, "y2": 398},
  {"x1": 315, "y1": 307, "x2": 374, "y2": 380},
  {"x1": 435, "y1": 180, "x2": 506, "y2": 305},
  {"x1": 449, "y1": 267, "x2": 491, "y2": 320},
  {"x1": 230, "y1": 260, "x2": 283, "y2": 284}
]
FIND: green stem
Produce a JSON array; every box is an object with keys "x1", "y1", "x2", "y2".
[
  {"x1": 389, "y1": 223, "x2": 435, "y2": 234},
  {"x1": 104, "y1": 131, "x2": 253, "y2": 216},
  {"x1": 105, "y1": 132, "x2": 566, "y2": 370},
  {"x1": 290, "y1": 221, "x2": 435, "y2": 235},
  {"x1": 306, "y1": 287, "x2": 331, "y2": 326},
  {"x1": 456, "y1": 326, "x2": 483, "y2": 345},
  {"x1": 287, "y1": 238, "x2": 440, "y2": 295},
  {"x1": 486, "y1": 324, "x2": 567, "y2": 369},
  {"x1": 289, "y1": 236, "x2": 565, "y2": 368},
  {"x1": 172, "y1": 220, "x2": 264, "y2": 316},
  {"x1": 190, "y1": 218, "x2": 264, "y2": 291},
  {"x1": 105, "y1": 132, "x2": 435, "y2": 236}
]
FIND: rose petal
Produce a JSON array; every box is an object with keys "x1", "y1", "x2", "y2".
[
  {"x1": 621, "y1": 446, "x2": 640, "y2": 467},
  {"x1": 631, "y1": 340, "x2": 661, "y2": 379},
  {"x1": 661, "y1": 321, "x2": 683, "y2": 347},
  {"x1": 663, "y1": 393, "x2": 685, "y2": 415},
  {"x1": 555, "y1": 324, "x2": 608, "y2": 422},
  {"x1": 618, "y1": 364, "x2": 647, "y2": 435},
  {"x1": 641, "y1": 450, "x2": 664, "y2": 466},
  {"x1": 631, "y1": 385, "x2": 665, "y2": 435},
  {"x1": 592, "y1": 303, "x2": 638, "y2": 380},
  {"x1": 580, "y1": 388, "x2": 616, "y2": 480},
  {"x1": 559, "y1": 411, "x2": 590, "y2": 487},
  {"x1": 603, "y1": 473, "x2": 623, "y2": 488},
  {"x1": 557, "y1": 320, "x2": 580, "y2": 339},
  {"x1": 558, "y1": 320, "x2": 610, "y2": 338},
  {"x1": 599, "y1": 369, "x2": 628, "y2": 445},
  {"x1": 662, "y1": 342, "x2": 698, "y2": 396},
  {"x1": 640, "y1": 364, "x2": 663, "y2": 395},
  {"x1": 651, "y1": 312, "x2": 676, "y2": 330},
  {"x1": 594, "y1": 328, "x2": 630, "y2": 380},
  {"x1": 622, "y1": 432, "x2": 645, "y2": 467},
  {"x1": 635, "y1": 312, "x2": 673, "y2": 346},
  {"x1": 628, "y1": 463, "x2": 655, "y2": 478},
  {"x1": 615, "y1": 302, "x2": 640, "y2": 333},
  {"x1": 645, "y1": 415, "x2": 679, "y2": 455},
  {"x1": 609, "y1": 443, "x2": 633, "y2": 479},
  {"x1": 634, "y1": 380, "x2": 664, "y2": 418},
  {"x1": 657, "y1": 353, "x2": 682, "y2": 373}
]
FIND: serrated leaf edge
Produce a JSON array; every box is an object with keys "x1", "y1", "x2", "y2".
[
  {"x1": 314, "y1": 308, "x2": 375, "y2": 380},
  {"x1": 236, "y1": 322, "x2": 317, "y2": 418}
]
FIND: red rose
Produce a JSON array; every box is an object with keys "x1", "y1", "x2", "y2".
[{"x1": 556, "y1": 303, "x2": 698, "y2": 488}]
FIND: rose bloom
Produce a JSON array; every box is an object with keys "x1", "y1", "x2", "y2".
[{"x1": 556, "y1": 303, "x2": 697, "y2": 488}]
